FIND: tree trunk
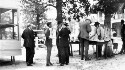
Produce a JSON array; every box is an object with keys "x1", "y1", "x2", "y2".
[
  {"x1": 37, "y1": 14, "x2": 40, "y2": 30},
  {"x1": 104, "y1": 14, "x2": 111, "y2": 41},
  {"x1": 56, "y1": 0, "x2": 63, "y2": 23},
  {"x1": 103, "y1": 13, "x2": 112, "y2": 58},
  {"x1": 0, "y1": 11, "x2": 2, "y2": 39}
]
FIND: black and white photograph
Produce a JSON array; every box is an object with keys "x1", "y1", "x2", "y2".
[{"x1": 0, "y1": 0, "x2": 125, "y2": 70}]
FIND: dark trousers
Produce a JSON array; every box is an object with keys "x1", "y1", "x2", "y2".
[
  {"x1": 60, "y1": 46, "x2": 69, "y2": 64},
  {"x1": 80, "y1": 38, "x2": 89, "y2": 60},
  {"x1": 97, "y1": 45, "x2": 102, "y2": 57},
  {"x1": 45, "y1": 39, "x2": 52, "y2": 64},
  {"x1": 25, "y1": 47, "x2": 34, "y2": 64},
  {"x1": 57, "y1": 45, "x2": 61, "y2": 63},
  {"x1": 46, "y1": 46, "x2": 52, "y2": 64},
  {"x1": 120, "y1": 40, "x2": 125, "y2": 53}
]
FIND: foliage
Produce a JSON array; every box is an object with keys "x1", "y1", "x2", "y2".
[
  {"x1": 20, "y1": 0, "x2": 48, "y2": 29},
  {"x1": 92, "y1": 0, "x2": 125, "y2": 14},
  {"x1": 62, "y1": 0, "x2": 91, "y2": 22}
]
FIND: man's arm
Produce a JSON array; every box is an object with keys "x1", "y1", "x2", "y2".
[
  {"x1": 21, "y1": 30, "x2": 25, "y2": 39},
  {"x1": 30, "y1": 30, "x2": 35, "y2": 40},
  {"x1": 45, "y1": 28, "x2": 50, "y2": 38},
  {"x1": 89, "y1": 27, "x2": 96, "y2": 39},
  {"x1": 86, "y1": 24, "x2": 92, "y2": 33}
]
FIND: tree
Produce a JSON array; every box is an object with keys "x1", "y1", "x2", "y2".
[
  {"x1": 90, "y1": 0, "x2": 125, "y2": 57},
  {"x1": 56, "y1": 0, "x2": 91, "y2": 22},
  {"x1": 20, "y1": 0, "x2": 47, "y2": 29},
  {"x1": 92, "y1": 0, "x2": 125, "y2": 41}
]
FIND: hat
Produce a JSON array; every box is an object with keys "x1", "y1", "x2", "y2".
[
  {"x1": 64, "y1": 23, "x2": 69, "y2": 26},
  {"x1": 94, "y1": 22, "x2": 100, "y2": 27},
  {"x1": 121, "y1": 20, "x2": 124, "y2": 23},
  {"x1": 85, "y1": 19, "x2": 92, "y2": 23}
]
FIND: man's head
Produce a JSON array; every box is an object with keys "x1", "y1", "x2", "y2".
[
  {"x1": 47, "y1": 22, "x2": 52, "y2": 28},
  {"x1": 94, "y1": 22, "x2": 100, "y2": 27},
  {"x1": 57, "y1": 21, "x2": 62, "y2": 28},
  {"x1": 85, "y1": 19, "x2": 92, "y2": 24},
  {"x1": 121, "y1": 19, "x2": 124, "y2": 25}
]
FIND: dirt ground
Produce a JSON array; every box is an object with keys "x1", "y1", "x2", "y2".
[{"x1": 0, "y1": 44, "x2": 125, "y2": 70}]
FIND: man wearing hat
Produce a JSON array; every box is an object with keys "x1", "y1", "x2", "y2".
[
  {"x1": 79, "y1": 19, "x2": 92, "y2": 61},
  {"x1": 45, "y1": 22, "x2": 53, "y2": 66},
  {"x1": 22, "y1": 24, "x2": 35, "y2": 66},
  {"x1": 56, "y1": 21, "x2": 62, "y2": 63},
  {"x1": 90, "y1": 22, "x2": 104, "y2": 59},
  {"x1": 58, "y1": 22, "x2": 71, "y2": 66},
  {"x1": 119, "y1": 20, "x2": 125, "y2": 54}
]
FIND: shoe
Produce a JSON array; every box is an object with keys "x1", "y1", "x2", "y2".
[
  {"x1": 65, "y1": 63, "x2": 68, "y2": 65},
  {"x1": 60, "y1": 64, "x2": 64, "y2": 66},
  {"x1": 81, "y1": 57, "x2": 84, "y2": 60},
  {"x1": 85, "y1": 58, "x2": 91, "y2": 61},
  {"x1": 119, "y1": 52, "x2": 123, "y2": 54},
  {"x1": 27, "y1": 64, "x2": 33, "y2": 66},
  {"x1": 46, "y1": 64, "x2": 51, "y2": 66},
  {"x1": 93, "y1": 52, "x2": 96, "y2": 55},
  {"x1": 46, "y1": 63, "x2": 53, "y2": 66},
  {"x1": 81, "y1": 58, "x2": 84, "y2": 60}
]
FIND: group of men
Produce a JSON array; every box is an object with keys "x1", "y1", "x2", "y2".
[
  {"x1": 21, "y1": 18, "x2": 125, "y2": 66},
  {"x1": 21, "y1": 21, "x2": 71, "y2": 66},
  {"x1": 21, "y1": 19, "x2": 94, "y2": 66}
]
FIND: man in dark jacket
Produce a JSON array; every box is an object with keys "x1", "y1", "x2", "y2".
[
  {"x1": 119, "y1": 20, "x2": 125, "y2": 54},
  {"x1": 58, "y1": 23, "x2": 71, "y2": 66},
  {"x1": 22, "y1": 24, "x2": 35, "y2": 66},
  {"x1": 56, "y1": 21, "x2": 62, "y2": 63}
]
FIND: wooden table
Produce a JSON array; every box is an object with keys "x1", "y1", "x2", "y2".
[
  {"x1": 89, "y1": 41, "x2": 108, "y2": 59},
  {"x1": 70, "y1": 40, "x2": 108, "y2": 59},
  {"x1": 69, "y1": 41, "x2": 80, "y2": 56}
]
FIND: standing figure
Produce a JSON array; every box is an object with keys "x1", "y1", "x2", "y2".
[
  {"x1": 90, "y1": 22, "x2": 104, "y2": 59},
  {"x1": 59, "y1": 23, "x2": 71, "y2": 66},
  {"x1": 22, "y1": 24, "x2": 35, "y2": 66},
  {"x1": 45, "y1": 22, "x2": 53, "y2": 66},
  {"x1": 56, "y1": 21, "x2": 62, "y2": 63},
  {"x1": 119, "y1": 20, "x2": 125, "y2": 54},
  {"x1": 79, "y1": 19, "x2": 92, "y2": 61}
]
